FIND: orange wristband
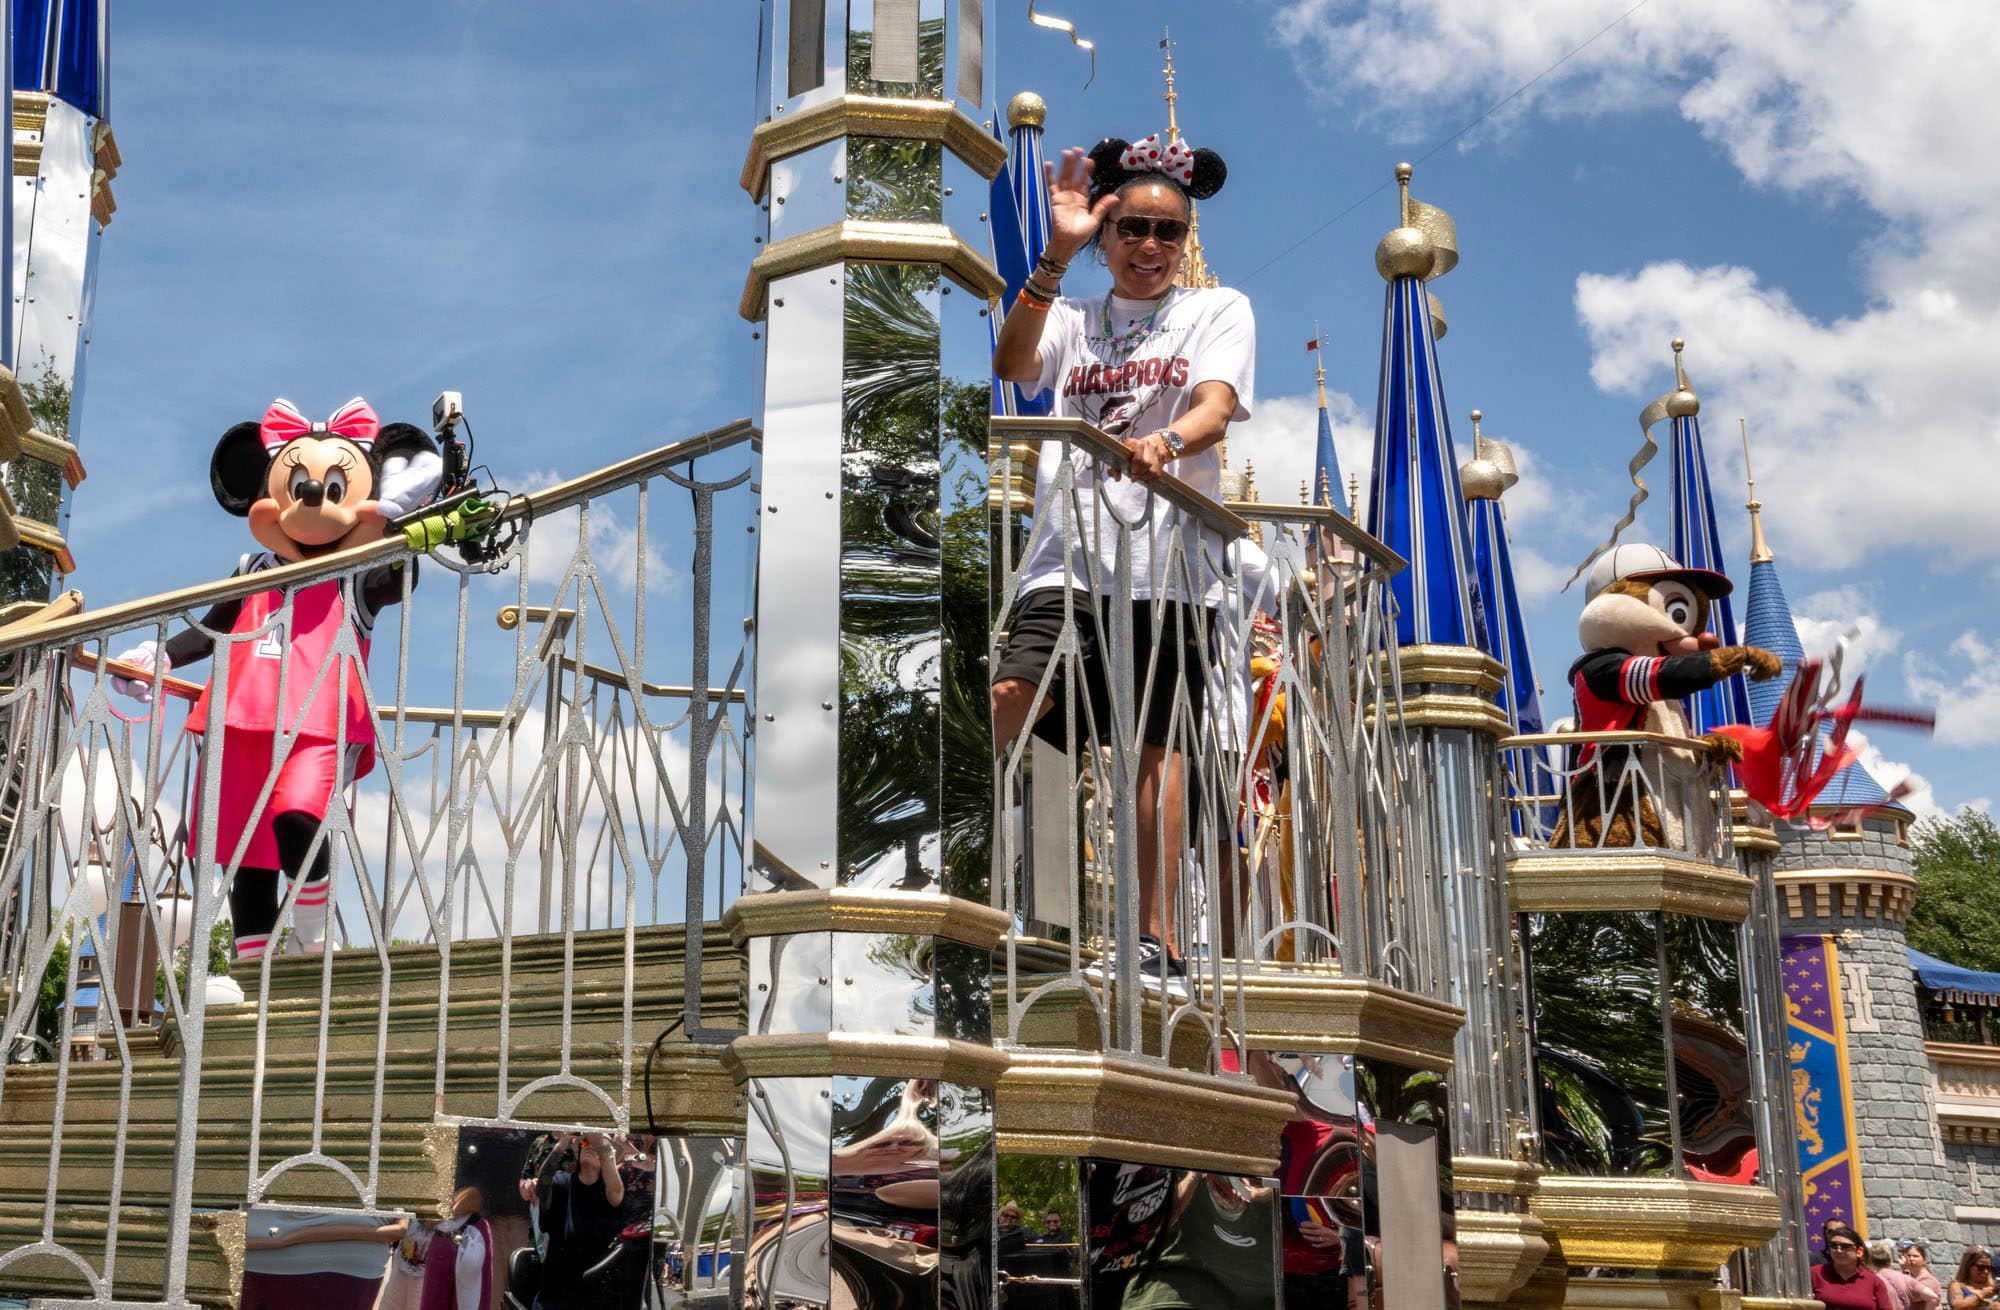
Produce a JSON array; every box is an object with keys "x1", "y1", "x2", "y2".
[{"x1": 1015, "y1": 290, "x2": 1053, "y2": 312}]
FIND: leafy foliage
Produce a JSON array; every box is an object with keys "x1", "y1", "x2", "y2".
[{"x1": 1907, "y1": 810, "x2": 2000, "y2": 974}]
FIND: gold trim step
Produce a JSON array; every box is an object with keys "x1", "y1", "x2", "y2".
[
  {"x1": 740, "y1": 219, "x2": 1004, "y2": 321},
  {"x1": 1509, "y1": 850, "x2": 1752, "y2": 922},
  {"x1": 1532, "y1": 1175, "x2": 1781, "y2": 1272},
  {"x1": 995, "y1": 1049, "x2": 1293, "y2": 1176},
  {"x1": 723, "y1": 887, "x2": 1009, "y2": 950},
  {"x1": 0, "y1": 1201, "x2": 244, "y2": 1307},
  {"x1": 742, "y1": 93, "x2": 1008, "y2": 198},
  {"x1": 1455, "y1": 1207, "x2": 1551, "y2": 1308},
  {"x1": 724, "y1": 1032, "x2": 1010, "y2": 1086},
  {"x1": 1221, "y1": 967, "x2": 1462, "y2": 1070},
  {"x1": 1454, "y1": 1154, "x2": 1541, "y2": 1200}
]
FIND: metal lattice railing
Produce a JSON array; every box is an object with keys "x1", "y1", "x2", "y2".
[
  {"x1": 989, "y1": 417, "x2": 1436, "y2": 1075},
  {"x1": 0, "y1": 422, "x2": 758, "y2": 1305},
  {"x1": 1499, "y1": 729, "x2": 1736, "y2": 868}
]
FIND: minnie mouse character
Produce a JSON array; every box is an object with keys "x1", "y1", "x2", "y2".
[{"x1": 116, "y1": 398, "x2": 441, "y2": 960}]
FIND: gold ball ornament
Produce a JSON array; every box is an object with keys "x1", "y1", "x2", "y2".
[
  {"x1": 1007, "y1": 92, "x2": 1048, "y2": 130},
  {"x1": 1459, "y1": 457, "x2": 1507, "y2": 501},
  {"x1": 1375, "y1": 226, "x2": 1435, "y2": 281},
  {"x1": 1666, "y1": 388, "x2": 1701, "y2": 418}
]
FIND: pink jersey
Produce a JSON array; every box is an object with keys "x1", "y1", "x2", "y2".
[{"x1": 188, "y1": 576, "x2": 376, "y2": 773}]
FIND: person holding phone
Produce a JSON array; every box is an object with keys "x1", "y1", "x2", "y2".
[{"x1": 531, "y1": 1132, "x2": 626, "y2": 1310}]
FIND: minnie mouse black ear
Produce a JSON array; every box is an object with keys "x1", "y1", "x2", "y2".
[
  {"x1": 1184, "y1": 148, "x2": 1228, "y2": 201},
  {"x1": 210, "y1": 421, "x2": 269, "y2": 517},
  {"x1": 1087, "y1": 137, "x2": 1136, "y2": 193}
]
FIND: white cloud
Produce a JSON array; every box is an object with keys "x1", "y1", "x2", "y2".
[
  {"x1": 1791, "y1": 586, "x2": 1902, "y2": 676},
  {"x1": 1844, "y1": 728, "x2": 1943, "y2": 825},
  {"x1": 1224, "y1": 390, "x2": 1373, "y2": 516},
  {"x1": 1906, "y1": 631, "x2": 2000, "y2": 749},
  {"x1": 1274, "y1": 0, "x2": 2000, "y2": 572}
]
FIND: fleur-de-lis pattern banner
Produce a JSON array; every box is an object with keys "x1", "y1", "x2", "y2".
[{"x1": 1783, "y1": 933, "x2": 1869, "y2": 1247}]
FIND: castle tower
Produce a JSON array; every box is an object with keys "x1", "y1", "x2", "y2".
[
  {"x1": 1663, "y1": 365, "x2": 1814, "y2": 1307},
  {"x1": 1462, "y1": 409, "x2": 1543, "y2": 739},
  {"x1": 4, "y1": 0, "x2": 111, "y2": 608},
  {"x1": 1363, "y1": 162, "x2": 1547, "y2": 1306},
  {"x1": 1160, "y1": 31, "x2": 1217, "y2": 291},
  {"x1": 1742, "y1": 488, "x2": 1960, "y2": 1259}
]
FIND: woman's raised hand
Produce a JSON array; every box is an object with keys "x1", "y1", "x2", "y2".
[{"x1": 1044, "y1": 147, "x2": 1117, "y2": 261}]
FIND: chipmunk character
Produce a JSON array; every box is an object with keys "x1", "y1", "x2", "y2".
[
  {"x1": 1557, "y1": 543, "x2": 1782, "y2": 848},
  {"x1": 115, "y1": 399, "x2": 441, "y2": 961}
]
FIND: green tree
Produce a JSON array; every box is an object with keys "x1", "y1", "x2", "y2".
[{"x1": 1908, "y1": 810, "x2": 2000, "y2": 973}]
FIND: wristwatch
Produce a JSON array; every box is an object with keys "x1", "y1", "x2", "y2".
[{"x1": 1158, "y1": 428, "x2": 1187, "y2": 458}]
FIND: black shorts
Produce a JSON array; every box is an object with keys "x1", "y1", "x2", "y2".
[{"x1": 992, "y1": 588, "x2": 1208, "y2": 751}]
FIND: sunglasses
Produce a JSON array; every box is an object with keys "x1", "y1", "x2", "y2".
[
  {"x1": 1112, "y1": 216, "x2": 1190, "y2": 245},
  {"x1": 1827, "y1": 1242, "x2": 1858, "y2": 1251}
]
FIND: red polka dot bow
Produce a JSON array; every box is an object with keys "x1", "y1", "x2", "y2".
[
  {"x1": 259, "y1": 396, "x2": 381, "y2": 452},
  {"x1": 1119, "y1": 133, "x2": 1195, "y2": 185}
]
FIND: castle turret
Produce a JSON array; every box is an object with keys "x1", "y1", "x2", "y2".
[
  {"x1": 1744, "y1": 480, "x2": 1959, "y2": 1260},
  {"x1": 1364, "y1": 163, "x2": 1547, "y2": 1308}
]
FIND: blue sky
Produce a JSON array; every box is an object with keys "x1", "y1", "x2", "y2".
[{"x1": 70, "y1": 0, "x2": 1997, "y2": 817}]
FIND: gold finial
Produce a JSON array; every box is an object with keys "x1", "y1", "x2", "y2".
[
  {"x1": 1007, "y1": 91, "x2": 1047, "y2": 130},
  {"x1": 1348, "y1": 472, "x2": 1360, "y2": 520},
  {"x1": 1462, "y1": 407, "x2": 1520, "y2": 500},
  {"x1": 1313, "y1": 322, "x2": 1329, "y2": 411},
  {"x1": 1319, "y1": 468, "x2": 1334, "y2": 508},
  {"x1": 1162, "y1": 28, "x2": 1180, "y2": 144},
  {"x1": 1375, "y1": 162, "x2": 1433, "y2": 281},
  {"x1": 1243, "y1": 458, "x2": 1258, "y2": 500},
  {"x1": 1666, "y1": 337, "x2": 1700, "y2": 418},
  {"x1": 1160, "y1": 29, "x2": 1217, "y2": 289},
  {"x1": 1742, "y1": 417, "x2": 1773, "y2": 564},
  {"x1": 1470, "y1": 408, "x2": 1483, "y2": 437},
  {"x1": 1300, "y1": 478, "x2": 1311, "y2": 506}
]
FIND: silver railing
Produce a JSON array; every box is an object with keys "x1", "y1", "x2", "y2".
[
  {"x1": 1499, "y1": 730, "x2": 1735, "y2": 867},
  {"x1": 989, "y1": 417, "x2": 1437, "y2": 1074},
  {"x1": 0, "y1": 421, "x2": 758, "y2": 1305}
]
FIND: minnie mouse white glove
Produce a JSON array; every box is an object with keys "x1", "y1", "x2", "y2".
[
  {"x1": 110, "y1": 640, "x2": 168, "y2": 702},
  {"x1": 375, "y1": 448, "x2": 445, "y2": 520}
]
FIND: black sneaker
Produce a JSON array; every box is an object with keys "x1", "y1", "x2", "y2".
[{"x1": 1135, "y1": 935, "x2": 1188, "y2": 996}]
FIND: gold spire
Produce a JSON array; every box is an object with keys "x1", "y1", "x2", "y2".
[
  {"x1": 1313, "y1": 322, "x2": 1329, "y2": 411},
  {"x1": 1162, "y1": 28, "x2": 1218, "y2": 289},
  {"x1": 1348, "y1": 472, "x2": 1361, "y2": 522},
  {"x1": 1741, "y1": 417, "x2": 1773, "y2": 564}
]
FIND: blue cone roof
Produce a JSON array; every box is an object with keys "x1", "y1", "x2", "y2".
[
  {"x1": 14, "y1": 0, "x2": 107, "y2": 120},
  {"x1": 1365, "y1": 276, "x2": 1489, "y2": 651},
  {"x1": 987, "y1": 113, "x2": 1052, "y2": 417},
  {"x1": 1668, "y1": 412, "x2": 1752, "y2": 733},
  {"x1": 1314, "y1": 402, "x2": 1348, "y2": 515},
  {"x1": 1471, "y1": 497, "x2": 1544, "y2": 734},
  {"x1": 1742, "y1": 556, "x2": 1896, "y2": 811}
]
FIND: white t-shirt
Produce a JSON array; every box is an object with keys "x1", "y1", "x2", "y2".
[{"x1": 1016, "y1": 286, "x2": 1256, "y2": 603}]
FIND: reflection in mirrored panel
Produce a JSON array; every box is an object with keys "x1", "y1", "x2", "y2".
[
  {"x1": 1375, "y1": 1123, "x2": 1449, "y2": 1310},
  {"x1": 656, "y1": 1136, "x2": 739, "y2": 1307},
  {"x1": 932, "y1": 939, "x2": 992, "y2": 1044},
  {"x1": 831, "y1": 930, "x2": 933, "y2": 1036},
  {"x1": 750, "y1": 931, "x2": 834, "y2": 1038},
  {"x1": 938, "y1": 1083, "x2": 995, "y2": 1309},
  {"x1": 511, "y1": 1126, "x2": 661, "y2": 1310},
  {"x1": 839, "y1": 261, "x2": 944, "y2": 895},
  {"x1": 1081, "y1": 1161, "x2": 1279, "y2": 1309},
  {"x1": 1664, "y1": 914, "x2": 1757, "y2": 1185},
  {"x1": 845, "y1": 0, "x2": 946, "y2": 99},
  {"x1": 747, "y1": 1077, "x2": 834, "y2": 1309},
  {"x1": 1529, "y1": 911, "x2": 1673, "y2": 1177},
  {"x1": 997, "y1": 1152, "x2": 1081, "y2": 1310},
  {"x1": 754, "y1": 267, "x2": 847, "y2": 895},
  {"x1": 242, "y1": 1205, "x2": 408, "y2": 1310},
  {"x1": 1248, "y1": 1052, "x2": 1370, "y2": 1310},
  {"x1": 768, "y1": 139, "x2": 849, "y2": 244},
  {"x1": 830, "y1": 1075, "x2": 940, "y2": 1305}
]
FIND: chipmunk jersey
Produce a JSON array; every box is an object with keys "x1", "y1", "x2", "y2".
[{"x1": 1017, "y1": 286, "x2": 1255, "y2": 602}]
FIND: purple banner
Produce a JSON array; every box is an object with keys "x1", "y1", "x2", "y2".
[{"x1": 1783, "y1": 933, "x2": 1869, "y2": 1247}]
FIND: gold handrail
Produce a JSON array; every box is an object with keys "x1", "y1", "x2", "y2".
[{"x1": 990, "y1": 415, "x2": 1250, "y2": 538}]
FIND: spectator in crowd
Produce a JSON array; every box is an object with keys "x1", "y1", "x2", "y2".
[
  {"x1": 1813, "y1": 1225, "x2": 1895, "y2": 1310},
  {"x1": 1872, "y1": 1239, "x2": 1919, "y2": 1310},
  {"x1": 1035, "y1": 1210, "x2": 1072, "y2": 1246},
  {"x1": 997, "y1": 1202, "x2": 1029, "y2": 1262},
  {"x1": 1902, "y1": 1240, "x2": 1944, "y2": 1310},
  {"x1": 1951, "y1": 1247, "x2": 1998, "y2": 1310}
]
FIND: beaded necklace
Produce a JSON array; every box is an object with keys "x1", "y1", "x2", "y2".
[{"x1": 1099, "y1": 288, "x2": 1177, "y2": 355}]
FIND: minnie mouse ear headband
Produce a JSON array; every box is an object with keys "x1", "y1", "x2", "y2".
[
  {"x1": 1087, "y1": 135, "x2": 1227, "y2": 201},
  {"x1": 260, "y1": 396, "x2": 380, "y2": 452}
]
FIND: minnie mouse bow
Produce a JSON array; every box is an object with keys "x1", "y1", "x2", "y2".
[
  {"x1": 1120, "y1": 133, "x2": 1196, "y2": 185},
  {"x1": 260, "y1": 397, "x2": 380, "y2": 452}
]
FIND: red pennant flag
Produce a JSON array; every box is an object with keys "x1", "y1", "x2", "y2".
[{"x1": 1305, "y1": 338, "x2": 1320, "y2": 352}]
